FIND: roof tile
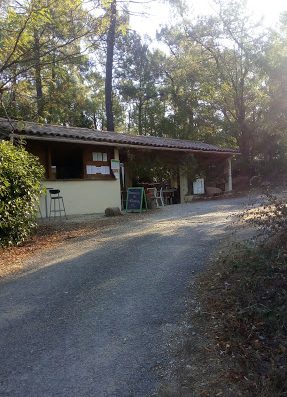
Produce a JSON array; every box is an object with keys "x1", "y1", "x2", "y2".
[{"x1": 0, "y1": 118, "x2": 239, "y2": 154}]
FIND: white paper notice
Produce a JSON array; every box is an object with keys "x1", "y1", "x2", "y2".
[
  {"x1": 87, "y1": 165, "x2": 101, "y2": 174},
  {"x1": 111, "y1": 159, "x2": 120, "y2": 171},
  {"x1": 100, "y1": 166, "x2": 110, "y2": 175},
  {"x1": 87, "y1": 165, "x2": 110, "y2": 175}
]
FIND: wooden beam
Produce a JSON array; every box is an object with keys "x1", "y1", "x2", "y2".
[{"x1": 47, "y1": 145, "x2": 52, "y2": 180}]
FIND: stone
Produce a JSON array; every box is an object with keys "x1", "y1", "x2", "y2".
[
  {"x1": 205, "y1": 186, "x2": 222, "y2": 196},
  {"x1": 184, "y1": 195, "x2": 194, "y2": 203},
  {"x1": 249, "y1": 175, "x2": 262, "y2": 186},
  {"x1": 105, "y1": 207, "x2": 122, "y2": 217}
]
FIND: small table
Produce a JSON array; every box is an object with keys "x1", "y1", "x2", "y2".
[{"x1": 162, "y1": 188, "x2": 177, "y2": 205}]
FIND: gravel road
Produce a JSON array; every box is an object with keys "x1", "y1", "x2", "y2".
[{"x1": 0, "y1": 197, "x2": 247, "y2": 397}]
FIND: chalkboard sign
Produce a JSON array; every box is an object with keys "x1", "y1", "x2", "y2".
[{"x1": 126, "y1": 187, "x2": 147, "y2": 213}]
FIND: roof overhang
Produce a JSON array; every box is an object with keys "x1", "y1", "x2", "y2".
[
  {"x1": 11, "y1": 133, "x2": 238, "y2": 156},
  {"x1": 0, "y1": 117, "x2": 240, "y2": 156}
]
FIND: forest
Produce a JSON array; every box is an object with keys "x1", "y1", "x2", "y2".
[{"x1": 1, "y1": 0, "x2": 287, "y2": 175}]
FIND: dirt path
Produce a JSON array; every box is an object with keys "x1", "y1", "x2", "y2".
[{"x1": 0, "y1": 198, "x2": 247, "y2": 397}]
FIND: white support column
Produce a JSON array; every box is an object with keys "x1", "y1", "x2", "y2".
[
  {"x1": 179, "y1": 167, "x2": 188, "y2": 203},
  {"x1": 225, "y1": 157, "x2": 233, "y2": 192},
  {"x1": 113, "y1": 147, "x2": 119, "y2": 160},
  {"x1": 113, "y1": 147, "x2": 122, "y2": 208}
]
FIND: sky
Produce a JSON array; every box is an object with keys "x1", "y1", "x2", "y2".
[{"x1": 129, "y1": 0, "x2": 287, "y2": 39}]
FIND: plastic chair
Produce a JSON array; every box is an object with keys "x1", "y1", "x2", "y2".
[
  {"x1": 49, "y1": 189, "x2": 67, "y2": 219},
  {"x1": 147, "y1": 187, "x2": 164, "y2": 207},
  {"x1": 155, "y1": 187, "x2": 164, "y2": 207}
]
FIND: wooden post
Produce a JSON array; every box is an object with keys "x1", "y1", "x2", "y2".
[{"x1": 47, "y1": 145, "x2": 52, "y2": 180}]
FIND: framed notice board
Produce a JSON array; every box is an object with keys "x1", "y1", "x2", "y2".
[{"x1": 126, "y1": 187, "x2": 147, "y2": 213}]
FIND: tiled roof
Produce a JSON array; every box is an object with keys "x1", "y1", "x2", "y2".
[{"x1": 0, "y1": 118, "x2": 239, "y2": 154}]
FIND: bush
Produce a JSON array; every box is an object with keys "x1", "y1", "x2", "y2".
[
  {"x1": 236, "y1": 190, "x2": 287, "y2": 247},
  {"x1": 0, "y1": 140, "x2": 45, "y2": 247}
]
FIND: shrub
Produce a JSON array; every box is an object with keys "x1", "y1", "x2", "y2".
[
  {"x1": 0, "y1": 140, "x2": 45, "y2": 247},
  {"x1": 240, "y1": 190, "x2": 287, "y2": 240}
]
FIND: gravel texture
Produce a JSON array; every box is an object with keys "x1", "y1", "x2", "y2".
[{"x1": 0, "y1": 197, "x2": 247, "y2": 397}]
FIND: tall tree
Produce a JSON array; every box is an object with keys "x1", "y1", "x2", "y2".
[
  {"x1": 101, "y1": 0, "x2": 184, "y2": 132},
  {"x1": 184, "y1": 0, "x2": 267, "y2": 170},
  {"x1": 105, "y1": 0, "x2": 117, "y2": 131},
  {"x1": 0, "y1": 0, "x2": 90, "y2": 121},
  {"x1": 115, "y1": 31, "x2": 165, "y2": 135}
]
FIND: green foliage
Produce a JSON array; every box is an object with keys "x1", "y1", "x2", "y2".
[
  {"x1": 127, "y1": 150, "x2": 201, "y2": 184},
  {"x1": 115, "y1": 31, "x2": 166, "y2": 135},
  {"x1": 0, "y1": 0, "x2": 91, "y2": 123},
  {"x1": 126, "y1": 150, "x2": 177, "y2": 183},
  {"x1": 0, "y1": 140, "x2": 45, "y2": 247},
  {"x1": 158, "y1": 1, "x2": 268, "y2": 168},
  {"x1": 1, "y1": 0, "x2": 287, "y2": 175}
]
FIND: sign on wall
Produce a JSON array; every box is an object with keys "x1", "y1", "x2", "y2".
[
  {"x1": 86, "y1": 165, "x2": 110, "y2": 175},
  {"x1": 111, "y1": 159, "x2": 120, "y2": 179},
  {"x1": 193, "y1": 178, "x2": 205, "y2": 195},
  {"x1": 126, "y1": 187, "x2": 147, "y2": 213}
]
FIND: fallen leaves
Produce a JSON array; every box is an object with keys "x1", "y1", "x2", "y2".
[
  {"x1": 192, "y1": 240, "x2": 287, "y2": 396},
  {"x1": 0, "y1": 216, "x2": 127, "y2": 279}
]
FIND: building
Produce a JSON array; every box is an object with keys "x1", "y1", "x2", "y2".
[{"x1": 0, "y1": 118, "x2": 239, "y2": 216}]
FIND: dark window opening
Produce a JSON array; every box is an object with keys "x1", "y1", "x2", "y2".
[{"x1": 51, "y1": 146, "x2": 83, "y2": 179}]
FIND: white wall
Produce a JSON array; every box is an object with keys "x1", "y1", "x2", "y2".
[
  {"x1": 38, "y1": 147, "x2": 121, "y2": 217},
  {"x1": 39, "y1": 179, "x2": 121, "y2": 217}
]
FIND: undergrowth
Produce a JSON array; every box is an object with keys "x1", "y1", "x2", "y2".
[
  {"x1": 196, "y1": 193, "x2": 287, "y2": 396},
  {"x1": 199, "y1": 239, "x2": 287, "y2": 396}
]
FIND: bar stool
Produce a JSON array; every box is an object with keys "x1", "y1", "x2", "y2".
[{"x1": 49, "y1": 189, "x2": 67, "y2": 219}]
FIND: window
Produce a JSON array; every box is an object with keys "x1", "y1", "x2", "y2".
[
  {"x1": 92, "y1": 152, "x2": 108, "y2": 161},
  {"x1": 51, "y1": 145, "x2": 83, "y2": 179}
]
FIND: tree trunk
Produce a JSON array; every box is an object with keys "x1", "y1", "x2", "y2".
[
  {"x1": 128, "y1": 109, "x2": 131, "y2": 132},
  {"x1": 93, "y1": 113, "x2": 97, "y2": 129},
  {"x1": 11, "y1": 66, "x2": 17, "y2": 109},
  {"x1": 46, "y1": 51, "x2": 57, "y2": 124},
  {"x1": 138, "y1": 99, "x2": 143, "y2": 135},
  {"x1": 105, "y1": 0, "x2": 116, "y2": 131},
  {"x1": 34, "y1": 30, "x2": 44, "y2": 120},
  {"x1": 238, "y1": 123, "x2": 253, "y2": 174}
]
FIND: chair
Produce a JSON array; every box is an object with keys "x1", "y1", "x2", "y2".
[
  {"x1": 49, "y1": 189, "x2": 67, "y2": 219},
  {"x1": 156, "y1": 187, "x2": 165, "y2": 207},
  {"x1": 147, "y1": 187, "x2": 164, "y2": 208}
]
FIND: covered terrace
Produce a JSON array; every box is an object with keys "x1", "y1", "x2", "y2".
[{"x1": 0, "y1": 117, "x2": 238, "y2": 215}]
